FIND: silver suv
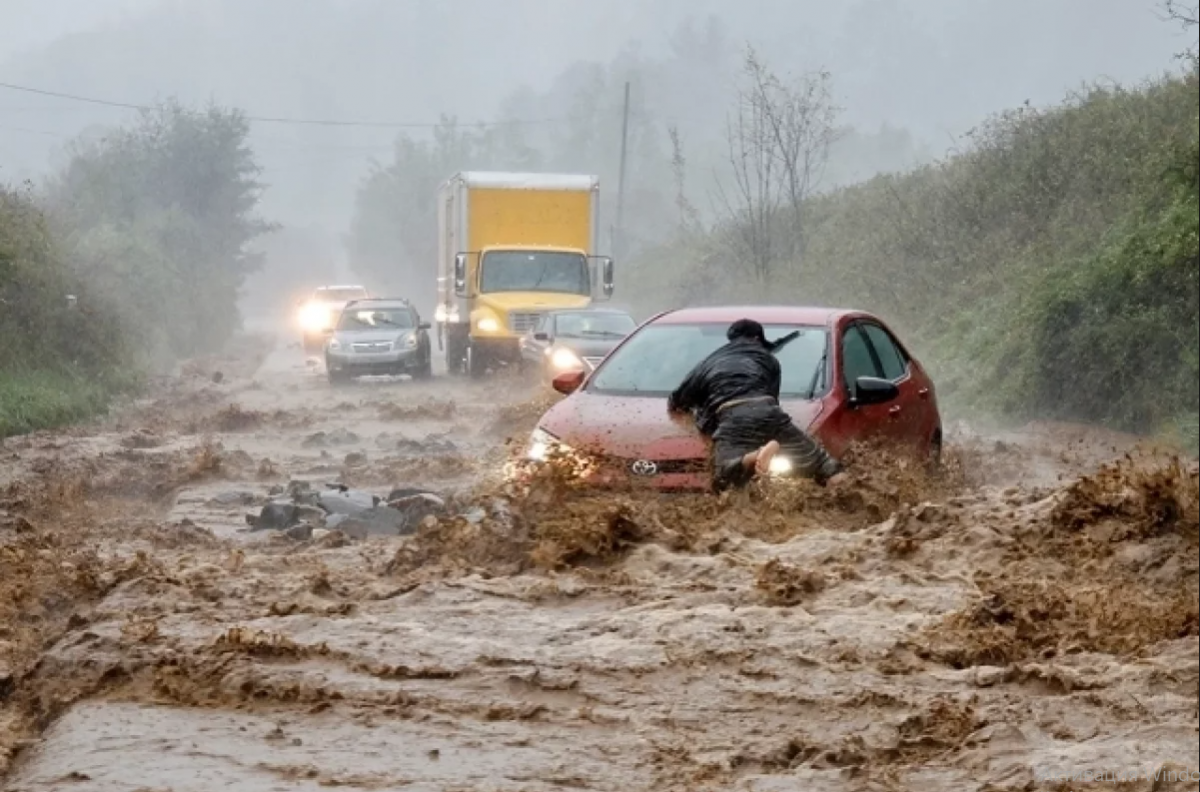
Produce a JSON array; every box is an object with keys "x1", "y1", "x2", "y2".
[{"x1": 324, "y1": 299, "x2": 433, "y2": 384}]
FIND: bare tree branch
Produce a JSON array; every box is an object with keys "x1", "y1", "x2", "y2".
[
  {"x1": 667, "y1": 125, "x2": 700, "y2": 234},
  {"x1": 1163, "y1": 0, "x2": 1198, "y2": 27},
  {"x1": 712, "y1": 46, "x2": 841, "y2": 283}
]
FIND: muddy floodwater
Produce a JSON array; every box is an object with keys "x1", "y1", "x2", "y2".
[{"x1": 1, "y1": 333, "x2": 1196, "y2": 792}]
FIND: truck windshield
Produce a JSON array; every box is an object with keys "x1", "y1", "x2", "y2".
[{"x1": 479, "y1": 251, "x2": 590, "y2": 295}]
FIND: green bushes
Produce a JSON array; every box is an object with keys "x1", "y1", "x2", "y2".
[{"x1": 2, "y1": 101, "x2": 271, "y2": 438}]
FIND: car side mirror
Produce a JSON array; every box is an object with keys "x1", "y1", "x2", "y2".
[
  {"x1": 851, "y1": 376, "x2": 899, "y2": 406},
  {"x1": 533, "y1": 332, "x2": 549, "y2": 342},
  {"x1": 601, "y1": 257, "x2": 614, "y2": 298},
  {"x1": 453, "y1": 253, "x2": 467, "y2": 295},
  {"x1": 552, "y1": 369, "x2": 585, "y2": 395},
  {"x1": 417, "y1": 322, "x2": 430, "y2": 331}
]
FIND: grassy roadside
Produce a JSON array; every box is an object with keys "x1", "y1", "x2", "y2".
[{"x1": 0, "y1": 367, "x2": 136, "y2": 439}]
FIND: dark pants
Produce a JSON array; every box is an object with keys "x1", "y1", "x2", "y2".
[{"x1": 710, "y1": 401, "x2": 840, "y2": 491}]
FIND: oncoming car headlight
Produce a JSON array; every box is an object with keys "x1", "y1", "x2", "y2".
[
  {"x1": 476, "y1": 316, "x2": 500, "y2": 333},
  {"x1": 768, "y1": 455, "x2": 792, "y2": 476},
  {"x1": 549, "y1": 347, "x2": 583, "y2": 370},
  {"x1": 403, "y1": 333, "x2": 418, "y2": 348},
  {"x1": 299, "y1": 302, "x2": 329, "y2": 331}
]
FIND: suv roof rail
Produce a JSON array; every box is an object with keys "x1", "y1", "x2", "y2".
[{"x1": 358, "y1": 297, "x2": 412, "y2": 304}]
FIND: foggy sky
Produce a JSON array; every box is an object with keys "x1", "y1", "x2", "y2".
[{"x1": 2, "y1": 0, "x2": 1192, "y2": 272}]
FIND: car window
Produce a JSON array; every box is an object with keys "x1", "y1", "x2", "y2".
[
  {"x1": 589, "y1": 323, "x2": 828, "y2": 397},
  {"x1": 841, "y1": 325, "x2": 880, "y2": 388},
  {"x1": 337, "y1": 308, "x2": 414, "y2": 331},
  {"x1": 860, "y1": 324, "x2": 908, "y2": 381}
]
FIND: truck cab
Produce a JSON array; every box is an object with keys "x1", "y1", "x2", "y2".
[{"x1": 435, "y1": 172, "x2": 615, "y2": 377}]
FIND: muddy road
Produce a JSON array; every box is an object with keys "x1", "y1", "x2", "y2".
[{"x1": 1, "y1": 333, "x2": 1197, "y2": 791}]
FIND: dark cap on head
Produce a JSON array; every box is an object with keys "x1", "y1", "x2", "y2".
[{"x1": 727, "y1": 318, "x2": 766, "y2": 344}]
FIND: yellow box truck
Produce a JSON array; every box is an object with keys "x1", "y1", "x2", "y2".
[{"x1": 434, "y1": 171, "x2": 614, "y2": 377}]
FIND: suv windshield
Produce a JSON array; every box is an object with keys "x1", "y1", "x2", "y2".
[
  {"x1": 480, "y1": 251, "x2": 589, "y2": 295},
  {"x1": 337, "y1": 308, "x2": 414, "y2": 331},
  {"x1": 317, "y1": 288, "x2": 368, "y2": 302},
  {"x1": 554, "y1": 312, "x2": 635, "y2": 339},
  {"x1": 589, "y1": 323, "x2": 829, "y2": 397}
]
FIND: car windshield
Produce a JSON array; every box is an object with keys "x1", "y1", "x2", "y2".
[
  {"x1": 337, "y1": 308, "x2": 414, "y2": 331},
  {"x1": 554, "y1": 312, "x2": 635, "y2": 339},
  {"x1": 588, "y1": 323, "x2": 829, "y2": 398},
  {"x1": 480, "y1": 251, "x2": 590, "y2": 295},
  {"x1": 317, "y1": 288, "x2": 368, "y2": 302}
]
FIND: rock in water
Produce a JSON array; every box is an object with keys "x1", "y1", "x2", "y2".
[
  {"x1": 318, "y1": 489, "x2": 376, "y2": 516},
  {"x1": 251, "y1": 501, "x2": 297, "y2": 531},
  {"x1": 337, "y1": 506, "x2": 414, "y2": 538}
]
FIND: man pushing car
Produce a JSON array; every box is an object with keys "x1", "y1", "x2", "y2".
[{"x1": 667, "y1": 318, "x2": 846, "y2": 492}]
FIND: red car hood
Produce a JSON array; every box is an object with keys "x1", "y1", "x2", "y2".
[{"x1": 538, "y1": 392, "x2": 824, "y2": 460}]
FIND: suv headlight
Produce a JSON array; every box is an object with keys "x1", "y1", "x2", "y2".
[
  {"x1": 327, "y1": 338, "x2": 342, "y2": 351},
  {"x1": 403, "y1": 333, "x2": 418, "y2": 348}
]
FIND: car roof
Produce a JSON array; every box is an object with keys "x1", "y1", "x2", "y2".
[
  {"x1": 650, "y1": 305, "x2": 866, "y2": 327},
  {"x1": 344, "y1": 298, "x2": 413, "y2": 309}
]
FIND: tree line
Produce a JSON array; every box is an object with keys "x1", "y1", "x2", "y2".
[{"x1": 1, "y1": 101, "x2": 271, "y2": 436}]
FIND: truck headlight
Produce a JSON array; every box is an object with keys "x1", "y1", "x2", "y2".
[
  {"x1": 476, "y1": 316, "x2": 500, "y2": 333},
  {"x1": 550, "y1": 348, "x2": 583, "y2": 370}
]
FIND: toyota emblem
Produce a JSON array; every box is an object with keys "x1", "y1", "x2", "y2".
[{"x1": 630, "y1": 459, "x2": 658, "y2": 476}]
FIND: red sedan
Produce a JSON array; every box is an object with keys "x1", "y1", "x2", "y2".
[{"x1": 525, "y1": 306, "x2": 942, "y2": 490}]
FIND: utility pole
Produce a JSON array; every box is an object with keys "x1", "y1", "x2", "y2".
[{"x1": 614, "y1": 81, "x2": 631, "y2": 260}]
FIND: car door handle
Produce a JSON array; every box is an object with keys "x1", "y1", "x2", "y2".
[
  {"x1": 888, "y1": 405, "x2": 902, "y2": 416},
  {"x1": 917, "y1": 388, "x2": 929, "y2": 399}
]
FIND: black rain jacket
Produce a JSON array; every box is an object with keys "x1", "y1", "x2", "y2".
[{"x1": 667, "y1": 337, "x2": 781, "y2": 436}]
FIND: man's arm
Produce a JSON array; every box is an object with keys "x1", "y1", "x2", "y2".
[
  {"x1": 765, "y1": 354, "x2": 782, "y2": 401},
  {"x1": 667, "y1": 360, "x2": 706, "y2": 413}
]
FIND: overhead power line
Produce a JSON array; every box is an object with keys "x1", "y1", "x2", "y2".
[{"x1": 0, "y1": 80, "x2": 577, "y2": 129}]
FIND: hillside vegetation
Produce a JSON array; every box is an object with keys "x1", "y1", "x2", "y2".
[
  {"x1": 625, "y1": 69, "x2": 1199, "y2": 451},
  {"x1": 1, "y1": 102, "x2": 270, "y2": 438}
]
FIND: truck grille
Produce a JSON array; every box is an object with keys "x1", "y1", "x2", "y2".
[{"x1": 508, "y1": 312, "x2": 543, "y2": 334}]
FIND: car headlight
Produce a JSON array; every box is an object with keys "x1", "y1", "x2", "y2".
[
  {"x1": 299, "y1": 303, "x2": 328, "y2": 331},
  {"x1": 768, "y1": 455, "x2": 792, "y2": 476},
  {"x1": 327, "y1": 338, "x2": 342, "y2": 351},
  {"x1": 476, "y1": 316, "x2": 500, "y2": 333},
  {"x1": 403, "y1": 333, "x2": 418, "y2": 348},
  {"x1": 527, "y1": 427, "x2": 566, "y2": 461},
  {"x1": 550, "y1": 347, "x2": 583, "y2": 370}
]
